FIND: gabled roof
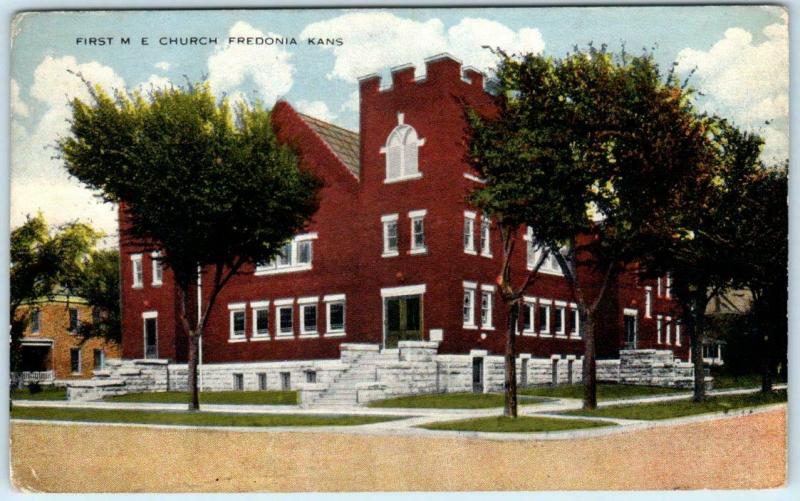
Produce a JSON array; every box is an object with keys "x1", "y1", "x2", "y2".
[{"x1": 298, "y1": 113, "x2": 360, "y2": 179}]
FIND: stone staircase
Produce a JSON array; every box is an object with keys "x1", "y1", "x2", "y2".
[{"x1": 305, "y1": 344, "x2": 396, "y2": 408}]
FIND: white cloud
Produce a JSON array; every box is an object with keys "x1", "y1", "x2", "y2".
[
  {"x1": 154, "y1": 61, "x2": 171, "y2": 71},
  {"x1": 135, "y1": 74, "x2": 172, "y2": 94},
  {"x1": 207, "y1": 21, "x2": 294, "y2": 105},
  {"x1": 676, "y1": 13, "x2": 788, "y2": 162},
  {"x1": 10, "y1": 79, "x2": 29, "y2": 117},
  {"x1": 295, "y1": 99, "x2": 336, "y2": 122},
  {"x1": 340, "y1": 90, "x2": 359, "y2": 113},
  {"x1": 300, "y1": 13, "x2": 545, "y2": 83},
  {"x1": 10, "y1": 55, "x2": 125, "y2": 236}
]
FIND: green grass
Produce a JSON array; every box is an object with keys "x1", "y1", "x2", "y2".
[
  {"x1": 711, "y1": 374, "x2": 769, "y2": 390},
  {"x1": 367, "y1": 392, "x2": 546, "y2": 409},
  {"x1": 565, "y1": 390, "x2": 787, "y2": 421},
  {"x1": 420, "y1": 415, "x2": 614, "y2": 433},
  {"x1": 10, "y1": 387, "x2": 67, "y2": 401},
  {"x1": 520, "y1": 383, "x2": 680, "y2": 401},
  {"x1": 10, "y1": 406, "x2": 399, "y2": 427},
  {"x1": 104, "y1": 390, "x2": 298, "y2": 405}
]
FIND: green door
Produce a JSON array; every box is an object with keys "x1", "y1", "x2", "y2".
[{"x1": 385, "y1": 295, "x2": 423, "y2": 348}]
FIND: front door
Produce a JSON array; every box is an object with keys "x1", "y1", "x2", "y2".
[
  {"x1": 384, "y1": 295, "x2": 422, "y2": 349},
  {"x1": 472, "y1": 357, "x2": 484, "y2": 393},
  {"x1": 623, "y1": 313, "x2": 637, "y2": 350},
  {"x1": 144, "y1": 317, "x2": 158, "y2": 359}
]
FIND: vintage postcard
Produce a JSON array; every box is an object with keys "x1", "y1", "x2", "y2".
[{"x1": 8, "y1": 5, "x2": 789, "y2": 494}]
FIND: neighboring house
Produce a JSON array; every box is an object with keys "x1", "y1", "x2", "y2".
[
  {"x1": 700, "y1": 289, "x2": 752, "y2": 367},
  {"x1": 116, "y1": 54, "x2": 685, "y2": 391},
  {"x1": 14, "y1": 294, "x2": 121, "y2": 385}
]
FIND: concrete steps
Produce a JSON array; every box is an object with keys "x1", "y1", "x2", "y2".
[{"x1": 307, "y1": 348, "x2": 384, "y2": 407}]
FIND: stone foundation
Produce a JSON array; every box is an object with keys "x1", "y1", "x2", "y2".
[{"x1": 68, "y1": 345, "x2": 706, "y2": 404}]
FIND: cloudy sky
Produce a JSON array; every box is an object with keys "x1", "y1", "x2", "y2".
[{"x1": 9, "y1": 6, "x2": 789, "y2": 244}]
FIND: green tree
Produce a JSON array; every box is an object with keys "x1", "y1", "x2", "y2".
[
  {"x1": 468, "y1": 47, "x2": 714, "y2": 410},
  {"x1": 73, "y1": 249, "x2": 122, "y2": 345},
  {"x1": 58, "y1": 81, "x2": 320, "y2": 410},
  {"x1": 10, "y1": 213, "x2": 101, "y2": 369}
]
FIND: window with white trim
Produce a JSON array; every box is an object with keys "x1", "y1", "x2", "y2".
[
  {"x1": 525, "y1": 228, "x2": 563, "y2": 275},
  {"x1": 538, "y1": 302, "x2": 551, "y2": 334},
  {"x1": 480, "y1": 288, "x2": 493, "y2": 329},
  {"x1": 463, "y1": 282, "x2": 477, "y2": 328},
  {"x1": 409, "y1": 210, "x2": 426, "y2": 253},
  {"x1": 382, "y1": 119, "x2": 424, "y2": 182},
  {"x1": 251, "y1": 301, "x2": 269, "y2": 338},
  {"x1": 228, "y1": 304, "x2": 246, "y2": 341},
  {"x1": 675, "y1": 319, "x2": 682, "y2": 346},
  {"x1": 554, "y1": 304, "x2": 566, "y2": 336},
  {"x1": 522, "y1": 300, "x2": 535, "y2": 334},
  {"x1": 70, "y1": 348, "x2": 81, "y2": 374},
  {"x1": 463, "y1": 211, "x2": 476, "y2": 254},
  {"x1": 656, "y1": 277, "x2": 663, "y2": 297},
  {"x1": 131, "y1": 254, "x2": 143, "y2": 288},
  {"x1": 665, "y1": 273, "x2": 672, "y2": 298},
  {"x1": 151, "y1": 251, "x2": 163, "y2": 286},
  {"x1": 656, "y1": 315, "x2": 663, "y2": 344},
  {"x1": 93, "y1": 349, "x2": 105, "y2": 370},
  {"x1": 300, "y1": 303, "x2": 318, "y2": 336},
  {"x1": 325, "y1": 297, "x2": 346, "y2": 335},
  {"x1": 382, "y1": 214, "x2": 399, "y2": 257},
  {"x1": 255, "y1": 234, "x2": 317, "y2": 275},
  {"x1": 570, "y1": 305, "x2": 580, "y2": 337},
  {"x1": 480, "y1": 214, "x2": 492, "y2": 257},
  {"x1": 233, "y1": 373, "x2": 244, "y2": 391},
  {"x1": 31, "y1": 308, "x2": 41, "y2": 334},
  {"x1": 644, "y1": 286, "x2": 652, "y2": 318},
  {"x1": 665, "y1": 316, "x2": 672, "y2": 344},
  {"x1": 276, "y1": 303, "x2": 293, "y2": 337}
]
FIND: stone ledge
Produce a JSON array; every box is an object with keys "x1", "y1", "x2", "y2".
[
  {"x1": 118, "y1": 369, "x2": 143, "y2": 376},
  {"x1": 398, "y1": 340, "x2": 440, "y2": 349},
  {"x1": 133, "y1": 359, "x2": 170, "y2": 365},
  {"x1": 339, "y1": 343, "x2": 381, "y2": 352},
  {"x1": 66, "y1": 379, "x2": 125, "y2": 388}
]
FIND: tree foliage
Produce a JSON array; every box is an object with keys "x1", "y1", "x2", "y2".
[
  {"x1": 58, "y1": 81, "x2": 321, "y2": 410},
  {"x1": 468, "y1": 46, "x2": 715, "y2": 409},
  {"x1": 72, "y1": 249, "x2": 122, "y2": 345}
]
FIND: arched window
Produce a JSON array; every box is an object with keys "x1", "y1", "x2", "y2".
[{"x1": 383, "y1": 122, "x2": 424, "y2": 182}]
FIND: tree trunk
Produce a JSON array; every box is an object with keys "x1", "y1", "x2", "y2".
[
  {"x1": 582, "y1": 314, "x2": 597, "y2": 410},
  {"x1": 760, "y1": 322, "x2": 773, "y2": 394},
  {"x1": 504, "y1": 301, "x2": 519, "y2": 418},
  {"x1": 187, "y1": 332, "x2": 200, "y2": 411},
  {"x1": 689, "y1": 322, "x2": 705, "y2": 403}
]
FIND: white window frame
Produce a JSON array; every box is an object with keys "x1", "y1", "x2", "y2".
[
  {"x1": 463, "y1": 281, "x2": 477, "y2": 329},
  {"x1": 298, "y1": 296, "x2": 319, "y2": 338},
  {"x1": 675, "y1": 319, "x2": 682, "y2": 346},
  {"x1": 250, "y1": 300, "x2": 270, "y2": 340},
  {"x1": 479, "y1": 214, "x2": 492, "y2": 257},
  {"x1": 644, "y1": 286, "x2": 652, "y2": 318},
  {"x1": 665, "y1": 273, "x2": 672, "y2": 298},
  {"x1": 522, "y1": 297, "x2": 536, "y2": 335},
  {"x1": 463, "y1": 211, "x2": 477, "y2": 255},
  {"x1": 275, "y1": 299, "x2": 294, "y2": 338},
  {"x1": 324, "y1": 294, "x2": 346, "y2": 337},
  {"x1": 656, "y1": 277, "x2": 663, "y2": 297},
  {"x1": 130, "y1": 253, "x2": 143, "y2": 288},
  {"x1": 381, "y1": 116, "x2": 425, "y2": 183},
  {"x1": 570, "y1": 303, "x2": 580, "y2": 338},
  {"x1": 381, "y1": 214, "x2": 399, "y2": 257},
  {"x1": 665, "y1": 315, "x2": 673, "y2": 345},
  {"x1": 151, "y1": 251, "x2": 163, "y2": 286},
  {"x1": 656, "y1": 315, "x2": 663, "y2": 344},
  {"x1": 93, "y1": 348, "x2": 105, "y2": 370},
  {"x1": 554, "y1": 301, "x2": 567, "y2": 337},
  {"x1": 228, "y1": 302, "x2": 247, "y2": 342},
  {"x1": 480, "y1": 284, "x2": 494, "y2": 330},
  {"x1": 408, "y1": 209, "x2": 427, "y2": 254},
  {"x1": 255, "y1": 233, "x2": 318, "y2": 276},
  {"x1": 524, "y1": 228, "x2": 563, "y2": 275},
  {"x1": 538, "y1": 299, "x2": 552, "y2": 335}
]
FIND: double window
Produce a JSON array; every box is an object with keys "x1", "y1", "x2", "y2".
[
  {"x1": 255, "y1": 234, "x2": 317, "y2": 275},
  {"x1": 383, "y1": 119, "x2": 424, "y2": 183}
]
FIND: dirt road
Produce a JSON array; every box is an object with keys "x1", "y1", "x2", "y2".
[{"x1": 10, "y1": 407, "x2": 786, "y2": 492}]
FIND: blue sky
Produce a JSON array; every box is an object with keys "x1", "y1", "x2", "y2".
[{"x1": 9, "y1": 6, "x2": 789, "y2": 240}]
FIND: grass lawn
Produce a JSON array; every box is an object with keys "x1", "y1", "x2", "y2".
[
  {"x1": 520, "y1": 383, "x2": 680, "y2": 401},
  {"x1": 104, "y1": 390, "x2": 298, "y2": 405},
  {"x1": 10, "y1": 406, "x2": 399, "y2": 427},
  {"x1": 420, "y1": 415, "x2": 614, "y2": 433},
  {"x1": 710, "y1": 374, "x2": 786, "y2": 390},
  {"x1": 565, "y1": 389, "x2": 787, "y2": 421},
  {"x1": 367, "y1": 392, "x2": 546, "y2": 409},
  {"x1": 10, "y1": 387, "x2": 67, "y2": 401}
]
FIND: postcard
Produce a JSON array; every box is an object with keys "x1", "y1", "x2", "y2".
[{"x1": 8, "y1": 5, "x2": 789, "y2": 493}]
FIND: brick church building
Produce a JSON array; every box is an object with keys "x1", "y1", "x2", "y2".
[{"x1": 106, "y1": 54, "x2": 692, "y2": 402}]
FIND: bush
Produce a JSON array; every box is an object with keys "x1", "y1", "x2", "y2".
[{"x1": 27, "y1": 382, "x2": 42, "y2": 394}]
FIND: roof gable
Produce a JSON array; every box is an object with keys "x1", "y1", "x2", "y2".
[{"x1": 298, "y1": 113, "x2": 360, "y2": 179}]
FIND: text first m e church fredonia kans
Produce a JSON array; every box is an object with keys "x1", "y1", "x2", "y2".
[{"x1": 109, "y1": 54, "x2": 694, "y2": 404}]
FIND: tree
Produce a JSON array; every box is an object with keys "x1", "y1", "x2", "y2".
[
  {"x1": 468, "y1": 47, "x2": 713, "y2": 409},
  {"x1": 58, "y1": 82, "x2": 321, "y2": 410},
  {"x1": 10, "y1": 213, "x2": 101, "y2": 369},
  {"x1": 72, "y1": 249, "x2": 122, "y2": 345}
]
